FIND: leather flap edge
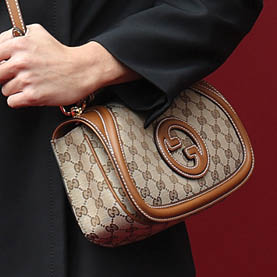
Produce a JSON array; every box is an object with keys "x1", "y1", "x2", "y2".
[
  {"x1": 93, "y1": 81, "x2": 254, "y2": 222},
  {"x1": 51, "y1": 81, "x2": 254, "y2": 223}
]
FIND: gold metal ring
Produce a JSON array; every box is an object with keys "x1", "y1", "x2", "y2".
[
  {"x1": 12, "y1": 27, "x2": 25, "y2": 37},
  {"x1": 60, "y1": 94, "x2": 95, "y2": 117}
]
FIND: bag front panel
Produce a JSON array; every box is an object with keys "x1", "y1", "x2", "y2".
[
  {"x1": 52, "y1": 125, "x2": 170, "y2": 247},
  {"x1": 109, "y1": 87, "x2": 244, "y2": 209}
]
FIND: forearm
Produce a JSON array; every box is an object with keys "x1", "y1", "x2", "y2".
[
  {"x1": 93, "y1": 0, "x2": 263, "y2": 100},
  {"x1": 91, "y1": 0, "x2": 263, "y2": 126},
  {"x1": 0, "y1": 24, "x2": 140, "y2": 108},
  {"x1": 74, "y1": 41, "x2": 141, "y2": 95}
]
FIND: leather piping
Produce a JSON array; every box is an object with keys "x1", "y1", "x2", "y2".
[
  {"x1": 52, "y1": 80, "x2": 254, "y2": 222},
  {"x1": 94, "y1": 83, "x2": 253, "y2": 222},
  {"x1": 155, "y1": 117, "x2": 210, "y2": 178},
  {"x1": 52, "y1": 109, "x2": 147, "y2": 223},
  {"x1": 84, "y1": 133, "x2": 146, "y2": 224}
]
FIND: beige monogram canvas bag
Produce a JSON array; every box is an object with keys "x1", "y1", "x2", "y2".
[
  {"x1": 5, "y1": 0, "x2": 254, "y2": 248},
  {"x1": 51, "y1": 81, "x2": 254, "y2": 247}
]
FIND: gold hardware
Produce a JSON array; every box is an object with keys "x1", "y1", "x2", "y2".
[
  {"x1": 60, "y1": 94, "x2": 95, "y2": 117},
  {"x1": 12, "y1": 27, "x2": 25, "y2": 37}
]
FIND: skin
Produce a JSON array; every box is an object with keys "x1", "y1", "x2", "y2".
[{"x1": 0, "y1": 24, "x2": 140, "y2": 108}]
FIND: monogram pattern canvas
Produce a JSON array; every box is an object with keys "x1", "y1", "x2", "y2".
[
  {"x1": 52, "y1": 83, "x2": 248, "y2": 247},
  {"x1": 52, "y1": 126, "x2": 172, "y2": 247},
  {"x1": 109, "y1": 88, "x2": 243, "y2": 208}
]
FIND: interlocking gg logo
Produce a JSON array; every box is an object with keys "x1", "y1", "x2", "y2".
[{"x1": 155, "y1": 117, "x2": 209, "y2": 179}]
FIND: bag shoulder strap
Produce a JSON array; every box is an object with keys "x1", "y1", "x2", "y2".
[{"x1": 4, "y1": 0, "x2": 26, "y2": 37}]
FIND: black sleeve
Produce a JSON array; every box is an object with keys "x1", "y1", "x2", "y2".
[{"x1": 92, "y1": 0, "x2": 263, "y2": 127}]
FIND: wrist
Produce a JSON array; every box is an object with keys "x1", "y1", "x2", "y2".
[{"x1": 72, "y1": 41, "x2": 140, "y2": 97}]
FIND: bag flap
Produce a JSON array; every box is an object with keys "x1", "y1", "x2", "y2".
[{"x1": 52, "y1": 81, "x2": 254, "y2": 222}]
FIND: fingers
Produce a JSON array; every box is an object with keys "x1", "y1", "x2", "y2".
[
  {"x1": 1, "y1": 71, "x2": 39, "y2": 108},
  {"x1": 0, "y1": 40, "x2": 13, "y2": 63},
  {"x1": 1, "y1": 76, "x2": 26, "y2": 108},
  {"x1": 1, "y1": 73, "x2": 29, "y2": 97},
  {"x1": 3, "y1": 83, "x2": 38, "y2": 108},
  {"x1": 0, "y1": 27, "x2": 29, "y2": 62},
  {"x1": 0, "y1": 25, "x2": 45, "y2": 108},
  {"x1": 0, "y1": 43, "x2": 31, "y2": 83},
  {"x1": 0, "y1": 29, "x2": 15, "y2": 62},
  {"x1": 0, "y1": 58, "x2": 17, "y2": 83},
  {"x1": 7, "y1": 92, "x2": 27, "y2": 108},
  {"x1": 0, "y1": 28, "x2": 13, "y2": 44},
  {"x1": 6, "y1": 87, "x2": 43, "y2": 108},
  {"x1": 0, "y1": 54, "x2": 26, "y2": 83}
]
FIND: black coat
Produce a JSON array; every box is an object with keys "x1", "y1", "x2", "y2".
[{"x1": 0, "y1": 1, "x2": 262, "y2": 276}]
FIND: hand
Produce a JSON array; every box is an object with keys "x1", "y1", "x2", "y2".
[{"x1": 0, "y1": 24, "x2": 140, "y2": 108}]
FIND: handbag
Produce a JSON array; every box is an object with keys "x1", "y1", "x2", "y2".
[{"x1": 5, "y1": 0, "x2": 254, "y2": 247}]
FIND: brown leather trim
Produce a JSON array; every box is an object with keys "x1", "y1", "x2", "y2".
[
  {"x1": 52, "y1": 109, "x2": 106, "y2": 140},
  {"x1": 5, "y1": 0, "x2": 26, "y2": 36},
  {"x1": 94, "y1": 82, "x2": 254, "y2": 222},
  {"x1": 52, "y1": 80, "x2": 254, "y2": 222},
  {"x1": 84, "y1": 134, "x2": 146, "y2": 224},
  {"x1": 52, "y1": 108, "x2": 147, "y2": 223},
  {"x1": 155, "y1": 117, "x2": 209, "y2": 178}
]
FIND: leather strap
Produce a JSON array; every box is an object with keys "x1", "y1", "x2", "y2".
[{"x1": 4, "y1": 0, "x2": 26, "y2": 37}]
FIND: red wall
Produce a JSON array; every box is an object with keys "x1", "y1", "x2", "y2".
[{"x1": 186, "y1": 1, "x2": 277, "y2": 276}]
